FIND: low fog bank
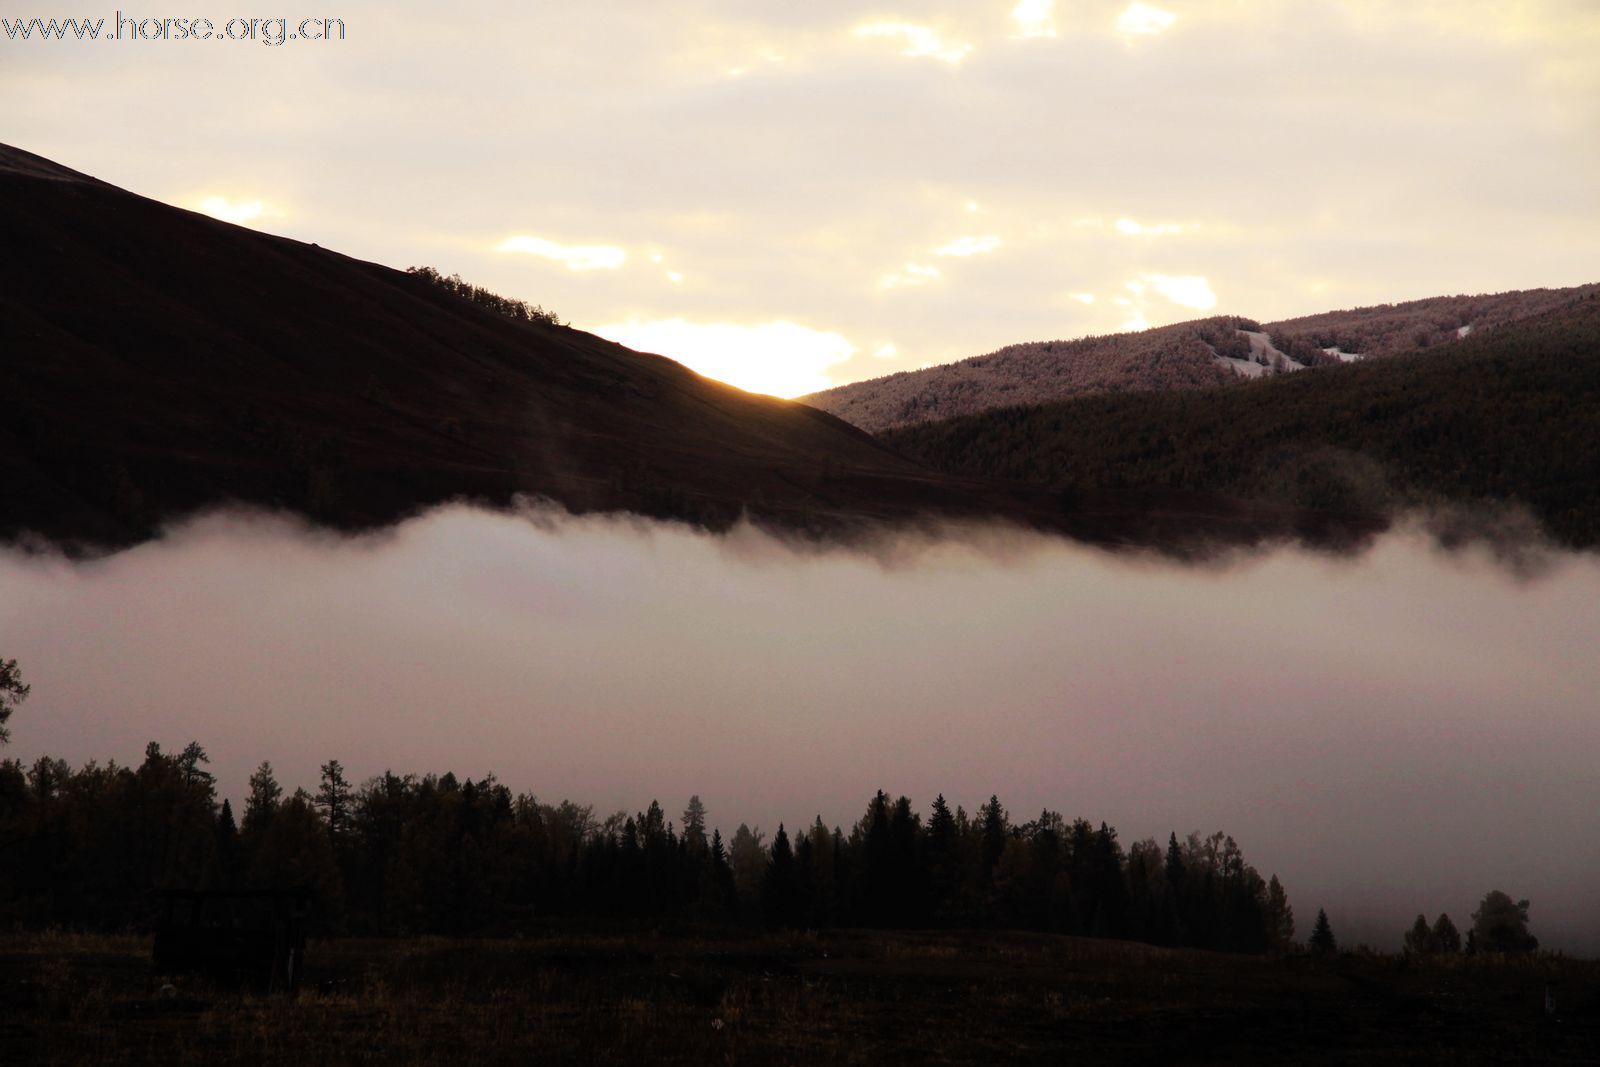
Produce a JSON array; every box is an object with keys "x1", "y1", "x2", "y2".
[{"x1": 2, "y1": 504, "x2": 1597, "y2": 954}]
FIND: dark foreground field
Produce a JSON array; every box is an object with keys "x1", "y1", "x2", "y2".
[{"x1": 2, "y1": 927, "x2": 1595, "y2": 1064}]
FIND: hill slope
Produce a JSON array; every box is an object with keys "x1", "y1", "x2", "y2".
[
  {"x1": 882, "y1": 295, "x2": 1600, "y2": 548},
  {"x1": 803, "y1": 317, "x2": 1248, "y2": 433},
  {"x1": 1265, "y1": 286, "x2": 1599, "y2": 360},
  {"x1": 805, "y1": 286, "x2": 1597, "y2": 434},
  {"x1": 0, "y1": 144, "x2": 1066, "y2": 549}
]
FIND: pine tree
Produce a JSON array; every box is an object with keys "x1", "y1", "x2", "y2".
[
  {"x1": 708, "y1": 828, "x2": 739, "y2": 915},
  {"x1": 979, "y1": 795, "x2": 1008, "y2": 876},
  {"x1": 1432, "y1": 912, "x2": 1462, "y2": 953},
  {"x1": 858, "y1": 791, "x2": 893, "y2": 924},
  {"x1": 1404, "y1": 913, "x2": 1438, "y2": 956},
  {"x1": 1309, "y1": 908, "x2": 1337, "y2": 955},
  {"x1": 761, "y1": 824, "x2": 799, "y2": 927},
  {"x1": 887, "y1": 795, "x2": 925, "y2": 925},
  {"x1": 1164, "y1": 832, "x2": 1185, "y2": 888},
  {"x1": 926, "y1": 794, "x2": 957, "y2": 917},
  {"x1": 681, "y1": 795, "x2": 708, "y2": 855},
  {"x1": 242, "y1": 761, "x2": 283, "y2": 835},
  {"x1": 316, "y1": 759, "x2": 352, "y2": 839},
  {"x1": 793, "y1": 831, "x2": 815, "y2": 926},
  {"x1": 1265, "y1": 874, "x2": 1295, "y2": 950},
  {"x1": 804, "y1": 817, "x2": 838, "y2": 926},
  {"x1": 178, "y1": 742, "x2": 215, "y2": 793},
  {"x1": 213, "y1": 798, "x2": 240, "y2": 887},
  {"x1": 0, "y1": 658, "x2": 28, "y2": 746},
  {"x1": 728, "y1": 823, "x2": 767, "y2": 921}
]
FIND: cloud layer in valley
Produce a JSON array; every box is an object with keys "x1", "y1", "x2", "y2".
[{"x1": 2, "y1": 505, "x2": 1597, "y2": 952}]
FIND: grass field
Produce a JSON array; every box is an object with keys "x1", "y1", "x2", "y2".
[{"x1": 2, "y1": 927, "x2": 1595, "y2": 1064}]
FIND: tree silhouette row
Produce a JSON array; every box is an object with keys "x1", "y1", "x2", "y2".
[{"x1": 0, "y1": 745, "x2": 1293, "y2": 953}]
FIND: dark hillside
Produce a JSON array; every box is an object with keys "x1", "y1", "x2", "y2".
[
  {"x1": 884, "y1": 295, "x2": 1600, "y2": 547},
  {"x1": 0, "y1": 145, "x2": 1033, "y2": 548}
]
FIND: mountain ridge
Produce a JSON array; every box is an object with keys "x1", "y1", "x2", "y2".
[{"x1": 804, "y1": 284, "x2": 1599, "y2": 433}]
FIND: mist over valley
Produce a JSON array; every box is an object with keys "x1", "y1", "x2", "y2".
[{"x1": 4, "y1": 503, "x2": 1596, "y2": 954}]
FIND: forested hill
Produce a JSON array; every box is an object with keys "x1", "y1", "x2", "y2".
[
  {"x1": 882, "y1": 292, "x2": 1600, "y2": 549},
  {"x1": 1265, "y1": 285, "x2": 1599, "y2": 359},
  {"x1": 804, "y1": 285, "x2": 1597, "y2": 434},
  {"x1": 803, "y1": 317, "x2": 1243, "y2": 433}
]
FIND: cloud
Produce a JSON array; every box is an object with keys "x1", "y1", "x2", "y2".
[
  {"x1": 880, "y1": 263, "x2": 943, "y2": 289},
  {"x1": 1010, "y1": 0, "x2": 1058, "y2": 39},
  {"x1": 496, "y1": 235, "x2": 627, "y2": 271},
  {"x1": 934, "y1": 235, "x2": 1003, "y2": 257},
  {"x1": 1115, "y1": 217, "x2": 1186, "y2": 237},
  {"x1": 591, "y1": 317, "x2": 855, "y2": 397},
  {"x1": 853, "y1": 21, "x2": 972, "y2": 64},
  {"x1": 4, "y1": 507, "x2": 1599, "y2": 954},
  {"x1": 883, "y1": 262, "x2": 940, "y2": 287},
  {"x1": 1116, "y1": 2, "x2": 1177, "y2": 36}
]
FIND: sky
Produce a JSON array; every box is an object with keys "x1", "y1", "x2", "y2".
[
  {"x1": 3, "y1": 506, "x2": 1598, "y2": 953},
  {"x1": 5, "y1": 0, "x2": 1599, "y2": 395}
]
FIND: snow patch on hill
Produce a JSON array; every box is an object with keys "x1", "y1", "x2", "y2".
[
  {"x1": 1323, "y1": 346, "x2": 1365, "y2": 363},
  {"x1": 1215, "y1": 330, "x2": 1307, "y2": 379},
  {"x1": 1215, "y1": 354, "x2": 1267, "y2": 378},
  {"x1": 1243, "y1": 330, "x2": 1305, "y2": 370}
]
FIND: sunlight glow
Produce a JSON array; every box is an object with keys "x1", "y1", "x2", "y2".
[
  {"x1": 591, "y1": 318, "x2": 856, "y2": 398},
  {"x1": 1069, "y1": 292, "x2": 1096, "y2": 304},
  {"x1": 934, "y1": 235, "x2": 1002, "y2": 257},
  {"x1": 1010, "y1": 0, "x2": 1058, "y2": 39},
  {"x1": 496, "y1": 235, "x2": 626, "y2": 271},
  {"x1": 853, "y1": 22, "x2": 972, "y2": 64},
  {"x1": 1117, "y1": 2, "x2": 1177, "y2": 35},
  {"x1": 194, "y1": 196, "x2": 268, "y2": 225}
]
